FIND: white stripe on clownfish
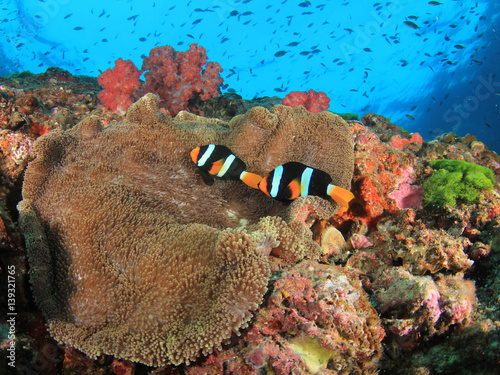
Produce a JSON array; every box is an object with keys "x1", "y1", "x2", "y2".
[
  {"x1": 270, "y1": 165, "x2": 283, "y2": 198},
  {"x1": 300, "y1": 167, "x2": 314, "y2": 196},
  {"x1": 197, "y1": 144, "x2": 215, "y2": 167},
  {"x1": 217, "y1": 154, "x2": 236, "y2": 177},
  {"x1": 326, "y1": 184, "x2": 335, "y2": 196}
]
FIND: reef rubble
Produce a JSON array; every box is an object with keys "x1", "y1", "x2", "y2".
[{"x1": 0, "y1": 70, "x2": 499, "y2": 374}]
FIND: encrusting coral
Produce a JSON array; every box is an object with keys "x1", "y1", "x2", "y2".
[
  {"x1": 18, "y1": 93, "x2": 354, "y2": 366},
  {"x1": 372, "y1": 267, "x2": 476, "y2": 340},
  {"x1": 242, "y1": 260, "x2": 385, "y2": 374}
]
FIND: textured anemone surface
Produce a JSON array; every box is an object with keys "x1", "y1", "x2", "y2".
[
  {"x1": 227, "y1": 103, "x2": 354, "y2": 219},
  {"x1": 18, "y1": 93, "x2": 354, "y2": 366}
]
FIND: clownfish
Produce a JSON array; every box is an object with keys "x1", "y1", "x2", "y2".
[
  {"x1": 258, "y1": 162, "x2": 355, "y2": 208},
  {"x1": 190, "y1": 144, "x2": 263, "y2": 189}
]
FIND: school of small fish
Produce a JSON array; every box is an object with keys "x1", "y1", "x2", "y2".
[{"x1": 1, "y1": 0, "x2": 495, "y2": 134}]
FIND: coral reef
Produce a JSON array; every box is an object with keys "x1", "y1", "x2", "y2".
[
  {"x1": 138, "y1": 43, "x2": 223, "y2": 116},
  {"x1": 327, "y1": 113, "x2": 499, "y2": 373},
  {"x1": 246, "y1": 260, "x2": 385, "y2": 374},
  {"x1": 186, "y1": 260, "x2": 385, "y2": 375},
  {"x1": 361, "y1": 113, "x2": 424, "y2": 153},
  {"x1": 336, "y1": 121, "x2": 423, "y2": 227},
  {"x1": 372, "y1": 268, "x2": 475, "y2": 339},
  {"x1": 0, "y1": 130, "x2": 34, "y2": 187},
  {"x1": 422, "y1": 131, "x2": 500, "y2": 169},
  {"x1": 17, "y1": 93, "x2": 354, "y2": 367},
  {"x1": 355, "y1": 211, "x2": 475, "y2": 276},
  {"x1": 2, "y1": 70, "x2": 500, "y2": 374},
  {"x1": 0, "y1": 68, "x2": 100, "y2": 138},
  {"x1": 388, "y1": 166, "x2": 424, "y2": 209},
  {"x1": 0, "y1": 68, "x2": 102, "y2": 199},
  {"x1": 424, "y1": 159, "x2": 496, "y2": 208},
  {"x1": 282, "y1": 89, "x2": 330, "y2": 113},
  {"x1": 388, "y1": 133, "x2": 424, "y2": 151},
  {"x1": 97, "y1": 58, "x2": 141, "y2": 114}
]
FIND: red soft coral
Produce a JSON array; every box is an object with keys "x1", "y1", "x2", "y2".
[
  {"x1": 282, "y1": 89, "x2": 330, "y2": 113},
  {"x1": 139, "y1": 43, "x2": 223, "y2": 116},
  {"x1": 389, "y1": 133, "x2": 424, "y2": 150},
  {"x1": 98, "y1": 58, "x2": 141, "y2": 114}
]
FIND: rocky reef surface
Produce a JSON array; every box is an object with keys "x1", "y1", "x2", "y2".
[{"x1": 0, "y1": 69, "x2": 499, "y2": 374}]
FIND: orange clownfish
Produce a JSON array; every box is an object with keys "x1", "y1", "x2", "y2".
[
  {"x1": 190, "y1": 144, "x2": 263, "y2": 189},
  {"x1": 258, "y1": 162, "x2": 355, "y2": 208}
]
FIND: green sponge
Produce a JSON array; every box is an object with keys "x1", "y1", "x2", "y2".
[{"x1": 423, "y1": 159, "x2": 495, "y2": 208}]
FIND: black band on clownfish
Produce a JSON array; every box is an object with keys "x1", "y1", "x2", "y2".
[
  {"x1": 190, "y1": 144, "x2": 263, "y2": 189},
  {"x1": 258, "y1": 161, "x2": 355, "y2": 208}
]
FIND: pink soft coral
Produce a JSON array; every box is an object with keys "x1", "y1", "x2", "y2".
[
  {"x1": 139, "y1": 43, "x2": 223, "y2": 115},
  {"x1": 98, "y1": 58, "x2": 141, "y2": 114}
]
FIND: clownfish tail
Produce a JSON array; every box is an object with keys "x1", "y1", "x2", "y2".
[
  {"x1": 326, "y1": 184, "x2": 354, "y2": 208},
  {"x1": 240, "y1": 171, "x2": 263, "y2": 190}
]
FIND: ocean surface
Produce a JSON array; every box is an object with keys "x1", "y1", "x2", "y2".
[{"x1": 1, "y1": 0, "x2": 499, "y2": 151}]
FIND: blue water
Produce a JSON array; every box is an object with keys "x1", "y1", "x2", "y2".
[{"x1": 2, "y1": 0, "x2": 499, "y2": 152}]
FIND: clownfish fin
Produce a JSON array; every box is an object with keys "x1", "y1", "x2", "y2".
[
  {"x1": 190, "y1": 147, "x2": 200, "y2": 164},
  {"x1": 258, "y1": 175, "x2": 271, "y2": 197},
  {"x1": 208, "y1": 159, "x2": 225, "y2": 175},
  {"x1": 240, "y1": 171, "x2": 263, "y2": 190},
  {"x1": 200, "y1": 170, "x2": 215, "y2": 186},
  {"x1": 287, "y1": 178, "x2": 301, "y2": 200},
  {"x1": 327, "y1": 184, "x2": 355, "y2": 208}
]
